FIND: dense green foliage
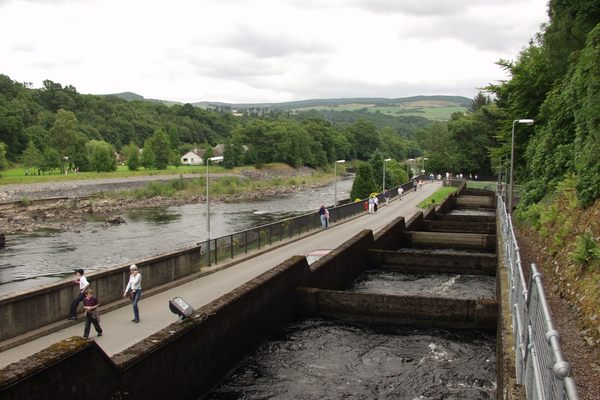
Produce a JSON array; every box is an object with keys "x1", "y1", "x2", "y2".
[
  {"x1": 350, "y1": 163, "x2": 378, "y2": 200},
  {"x1": 0, "y1": 74, "x2": 436, "y2": 175},
  {"x1": 489, "y1": 0, "x2": 600, "y2": 207}
]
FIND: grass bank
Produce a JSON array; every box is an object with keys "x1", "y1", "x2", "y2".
[
  {"x1": 417, "y1": 186, "x2": 457, "y2": 208},
  {"x1": 515, "y1": 177, "x2": 600, "y2": 348},
  {"x1": 95, "y1": 165, "x2": 332, "y2": 201}
]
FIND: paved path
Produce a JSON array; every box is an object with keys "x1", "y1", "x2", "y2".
[{"x1": 0, "y1": 181, "x2": 441, "y2": 368}]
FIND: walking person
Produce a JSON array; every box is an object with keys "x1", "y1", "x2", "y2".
[
  {"x1": 82, "y1": 289, "x2": 102, "y2": 338},
  {"x1": 368, "y1": 196, "x2": 375, "y2": 214},
  {"x1": 319, "y1": 204, "x2": 327, "y2": 228},
  {"x1": 413, "y1": 180, "x2": 418, "y2": 192},
  {"x1": 384, "y1": 189, "x2": 390, "y2": 206},
  {"x1": 398, "y1": 187, "x2": 404, "y2": 200},
  {"x1": 124, "y1": 264, "x2": 142, "y2": 323},
  {"x1": 373, "y1": 195, "x2": 379, "y2": 212},
  {"x1": 324, "y1": 207, "x2": 330, "y2": 228},
  {"x1": 69, "y1": 268, "x2": 90, "y2": 320}
]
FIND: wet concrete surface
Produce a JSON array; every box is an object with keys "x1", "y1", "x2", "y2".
[
  {"x1": 203, "y1": 319, "x2": 496, "y2": 400},
  {"x1": 348, "y1": 270, "x2": 497, "y2": 300}
]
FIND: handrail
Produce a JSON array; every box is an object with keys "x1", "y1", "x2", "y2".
[{"x1": 497, "y1": 193, "x2": 579, "y2": 400}]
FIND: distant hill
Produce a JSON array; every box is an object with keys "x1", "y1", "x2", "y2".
[
  {"x1": 105, "y1": 92, "x2": 145, "y2": 101},
  {"x1": 103, "y1": 92, "x2": 182, "y2": 106},
  {"x1": 192, "y1": 95, "x2": 471, "y2": 110}
]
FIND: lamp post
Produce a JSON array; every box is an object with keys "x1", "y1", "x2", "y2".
[
  {"x1": 206, "y1": 156, "x2": 224, "y2": 249},
  {"x1": 382, "y1": 158, "x2": 391, "y2": 192},
  {"x1": 508, "y1": 119, "x2": 534, "y2": 214},
  {"x1": 334, "y1": 159, "x2": 345, "y2": 207},
  {"x1": 421, "y1": 157, "x2": 428, "y2": 176}
]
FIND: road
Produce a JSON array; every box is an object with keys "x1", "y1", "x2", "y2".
[{"x1": 0, "y1": 181, "x2": 441, "y2": 368}]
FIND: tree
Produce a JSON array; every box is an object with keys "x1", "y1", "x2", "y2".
[
  {"x1": 87, "y1": 140, "x2": 117, "y2": 172},
  {"x1": 148, "y1": 128, "x2": 171, "y2": 169},
  {"x1": 140, "y1": 142, "x2": 155, "y2": 170},
  {"x1": 20, "y1": 140, "x2": 43, "y2": 173},
  {"x1": 350, "y1": 163, "x2": 378, "y2": 200},
  {"x1": 345, "y1": 120, "x2": 381, "y2": 160},
  {"x1": 49, "y1": 109, "x2": 79, "y2": 172},
  {"x1": 122, "y1": 143, "x2": 140, "y2": 171},
  {"x1": 41, "y1": 148, "x2": 61, "y2": 174},
  {"x1": 0, "y1": 141, "x2": 7, "y2": 175}
]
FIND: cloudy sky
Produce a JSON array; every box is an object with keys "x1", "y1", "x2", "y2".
[{"x1": 0, "y1": 0, "x2": 549, "y2": 103}]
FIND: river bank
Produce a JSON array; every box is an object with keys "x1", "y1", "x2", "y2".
[{"x1": 0, "y1": 166, "x2": 341, "y2": 235}]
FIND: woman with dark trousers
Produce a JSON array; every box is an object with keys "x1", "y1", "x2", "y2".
[{"x1": 123, "y1": 264, "x2": 142, "y2": 323}]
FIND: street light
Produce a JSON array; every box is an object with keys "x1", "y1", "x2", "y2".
[
  {"x1": 508, "y1": 119, "x2": 534, "y2": 214},
  {"x1": 421, "y1": 157, "x2": 428, "y2": 176},
  {"x1": 334, "y1": 159, "x2": 345, "y2": 207},
  {"x1": 206, "y1": 156, "x2": 224, "y2": 251},
  {"x1": 382, "y1": 158, "x2": 391, "y2": 192}
]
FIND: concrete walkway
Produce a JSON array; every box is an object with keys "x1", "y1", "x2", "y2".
[{"x1": 0, "y1": 181, "x2": 442, "y2": 368}]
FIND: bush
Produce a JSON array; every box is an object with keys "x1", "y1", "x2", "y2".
[{"x1": 570, "y1": 232, "x2": 600, "y2": 269}]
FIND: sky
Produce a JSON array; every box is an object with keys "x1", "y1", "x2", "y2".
[{"x1": 0, "y1": 0, "x2": 549, "y2": 104}]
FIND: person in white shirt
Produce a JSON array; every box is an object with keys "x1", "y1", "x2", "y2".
[
  {"x1": 124, "y1": 264, "x2": 142, "y2": 323},
  {"x1": 69, "y1": 268, "x2": 90, "y2": 320}
]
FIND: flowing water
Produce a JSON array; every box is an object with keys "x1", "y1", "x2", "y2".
[
  {"x1": 203, "y1": 319, "x2": 496, "y2": 400},
  {"x1": 349, "y1": 270, "x2": 496, "y2": 300},
  {"x1": 0, "y1": 178, "x2": 353, "y2": 295}
]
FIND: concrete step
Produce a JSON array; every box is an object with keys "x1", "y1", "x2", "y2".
[{"x1": 368, "y1": 248, "x2": 496, "y2": 275}]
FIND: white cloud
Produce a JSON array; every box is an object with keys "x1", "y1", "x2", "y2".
[{"x1": 0, "y1": 0, "x2": 549, "y2": 103}]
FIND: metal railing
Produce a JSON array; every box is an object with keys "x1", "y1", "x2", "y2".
[
  {"x1": 197, "y1": 177, "x2": 426, "y2": 267},
  {"x1": 497, "y1": 193, "x2": 579, "y2": 400}
]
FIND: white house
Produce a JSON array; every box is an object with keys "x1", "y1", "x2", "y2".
[{"x1": 180, "y1": 151, "x2": 203, "y2": 165}]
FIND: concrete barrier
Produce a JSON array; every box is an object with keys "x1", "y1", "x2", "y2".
[
  {"x1": 455, "y1": 195, "x2": 496, "y2": 208},
  {"x1": 0, "y1": 338, "x2": 119, "y2": 399},
  {"x1": 0, "y1": 256, "x2": 312, "y2": 400},
  {"x1": 296, "y1": 288, "x2": 498, "y2": 330},
  {"x1": 368, "y1": 249, "x2": 497, "y2": 275},
  {"x1": 308, "y1": 230, "x2": 373, "y2": 290},
  {"x1": 423, "y1": 220, "x2": 496, "y2": 234},
  {"x1": 0, "y1": 245, "x2": 202, "y2": 343},
  {"x1": 402, "y1": 231, "x2": 496, "y2": 251}
]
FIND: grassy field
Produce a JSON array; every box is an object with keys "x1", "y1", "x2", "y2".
[
  {"x1": 417, "y1": 187, "x2": 457, "y2": 208},
  {"x1": 292, "y1": 101, "x2": 467, "y2": 121},
  {"x1": 0, "y1": 165, "x2": 220, "y2": 185}
]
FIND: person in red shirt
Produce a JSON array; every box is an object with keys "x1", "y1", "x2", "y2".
[{"x1": 82, "y1": 289, "x2": 103, "y2": 338}]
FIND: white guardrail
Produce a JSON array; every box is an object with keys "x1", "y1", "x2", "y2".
[{"x1": 497, "y1": 192, "x2": 579, "y2": 400}]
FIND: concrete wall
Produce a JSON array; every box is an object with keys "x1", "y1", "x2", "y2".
[
  {"x1": 368, "y1": 249, "x2": 497, "y2": 275},
  {"x1": 297, "y1": 288, "x2": 498, "y2": 331},
  {"x1": 0, "y1": 245, "x2": 202, "y2": 342},
  {"x1": 0, "y1": 256, "x2": 311, "y2": 400},
  {"x1": 402, "y1": 231, "x2": 497, "y2": 251},
  {"x1": 423, "y1": 220, "x2": 496, "y2": 234},
  {"x1": 308, "y1": 230, "x2": 374, "y2": 290},
  {"x1": 0, "y1": 338, "x2": 119, "y2": 399},
  {"x1": 456, "y1": 195, "x2": 496, "y2": 209}
]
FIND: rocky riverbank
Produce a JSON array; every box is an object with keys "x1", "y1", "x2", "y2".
[{"x1": 0, "y1": 167, "x2": 335, "y2": 234}]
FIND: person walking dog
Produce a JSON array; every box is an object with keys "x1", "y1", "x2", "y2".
[{"x1": 124, "y1": 264, "x2": 142, "y2": 323}]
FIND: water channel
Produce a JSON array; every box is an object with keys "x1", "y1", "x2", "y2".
[
  {"x1": 0, "y1": 178, "x2": 354, "y2": 296},
  {"x1": 203, "y1": 319, "x2": 496, "y2": 400}
]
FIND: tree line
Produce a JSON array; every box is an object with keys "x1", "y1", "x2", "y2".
[{"x1": 0, "y1": 75, "x2": 434, "y2": 175}]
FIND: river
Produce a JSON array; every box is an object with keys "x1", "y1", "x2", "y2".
[{"x1": 0, "y1": 178, "x2": 354, "y2": 296}]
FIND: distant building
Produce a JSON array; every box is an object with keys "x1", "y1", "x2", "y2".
[{"x1": 180, "y1": 151, "x2": 203, "y2": 165}]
